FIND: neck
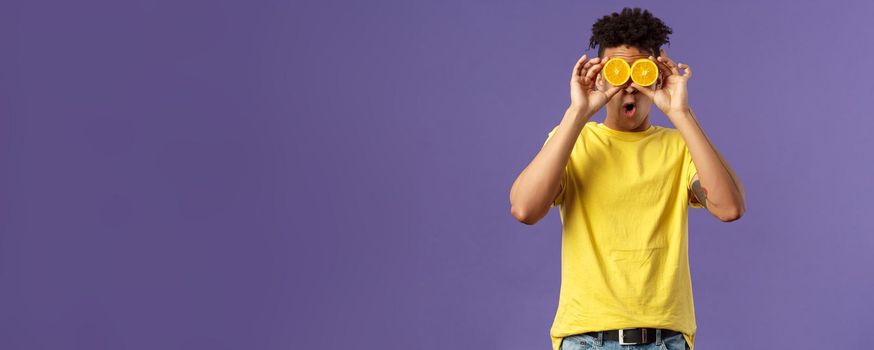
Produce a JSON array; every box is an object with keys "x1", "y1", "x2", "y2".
[{"x1": 604, "y1": 112, "x2": 651, "y2": 132}]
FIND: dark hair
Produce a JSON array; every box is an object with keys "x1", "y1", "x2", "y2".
[{"x1": 588, "y1": 7, "x2": 673, "y2": 57}]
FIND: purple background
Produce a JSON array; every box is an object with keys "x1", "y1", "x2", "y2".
[{"x1": 1, "y1": 0, "x2": 872, "y2": 349}]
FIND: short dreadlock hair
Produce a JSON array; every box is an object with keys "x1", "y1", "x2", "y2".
[{"x1": 588, "y1": 7, "x2": 673, "y2": 58}]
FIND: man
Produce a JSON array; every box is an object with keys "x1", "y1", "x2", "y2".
[{"x1": 508, "y1": 7, "x2": 746, "y2": 350}]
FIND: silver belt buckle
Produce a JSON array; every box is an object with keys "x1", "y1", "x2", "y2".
[{"x1": 618, "y1": 328, "x2": 645, "y2": 345}]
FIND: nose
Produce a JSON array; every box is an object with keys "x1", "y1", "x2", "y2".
[{"x1": 624, "y1": 85, "x2": 637, "y2": 94}]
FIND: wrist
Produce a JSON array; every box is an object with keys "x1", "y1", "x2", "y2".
[
  {"x1": 567, "y1": 105, "x2": 594, "y2": 119},
  {"x1": 565, "y1": 106, "x2": 593, "y2": 125},
  {"x1": 667, "y1": 106, "x2": 692, "y2": 120}
]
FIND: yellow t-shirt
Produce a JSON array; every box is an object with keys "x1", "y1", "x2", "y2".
[{"x1": 543, "y1": 121, "x2": 702, "y2": 350}]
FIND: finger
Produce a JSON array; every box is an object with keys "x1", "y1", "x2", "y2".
[
  {"x1": 584, "y1": 61, "x2": 605, "y2": 82},
  {"x1": 603, "y1": 85, "x2": 623, "y2": 100},
  {"x1": 584, "y1": 64, "x2": 600, "y2": 83},
  {"x1": 590, "y1": 55, "x2": 611, "y2": 87},
  {"x1": 649, "y1": 55, "x2": 671, "y2": 77},
  {"x1": 630, "y1": 82, "x2": 655, "y2": 99},
  {"x1": 658, "y1": 56, "x2": 680, "y2": 76},
  {"x1": 581, "y1": 57, "x2": 601, "y2": 79},
  {"x1": 596, "y1": 71, "x2": 605, "y2": 91},
  {"x1": 572, "y1": 53, "x2": 588, "y2": 78},
  {"x1": 657, "y1": 51, "x2": 680, "y2": 76},
  {"x1": 678, "y1": 63, "x2": 692, "y2": 79}
]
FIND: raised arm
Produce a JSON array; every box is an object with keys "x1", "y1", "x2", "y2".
[
  {"x1": 683, "y1": 109, "x2": 746, "y2": 221},
  {"x1": 510, "y1": 108, "x2": 587, "y2": 224},
  {"x1": 510, "y1": 52, "x2": 620, "y2": 225},
  {"x1": 632, "y1": 49, "x2": 746, "y2": 222}
]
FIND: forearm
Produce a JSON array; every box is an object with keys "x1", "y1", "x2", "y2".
[
  {"x1": 510, "y1": 107, "x2": 590, "y2": 224},
  {"x1": 670, "y1": 107, "x2": 746, "y2": 219}
]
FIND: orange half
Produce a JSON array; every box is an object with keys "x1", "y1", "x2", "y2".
[
  {"x1": 602, "y1": 58, "x2": 631, "y2": 86},
  {"x1": 630, "y1": 59, "x2": 659, "y2": 86}
]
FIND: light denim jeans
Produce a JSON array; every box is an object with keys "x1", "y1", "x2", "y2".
[{"x1": 560, "y1": 330, "x2": 689, "y2": 350}]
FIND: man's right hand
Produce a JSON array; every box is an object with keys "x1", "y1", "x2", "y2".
[{"x1": 569, "y1": 53, "x2": 622, "y2": 116}]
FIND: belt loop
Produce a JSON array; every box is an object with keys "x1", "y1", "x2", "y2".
[
  {"x1": 655, "y1": 329, "x2": 662, "y2": 345},
  {"x1": 596, "y1": 331, "x2": 603, "y2": 346}
]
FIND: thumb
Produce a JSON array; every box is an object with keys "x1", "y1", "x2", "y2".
[{"x1": 630, "y1": 83, "x2": 655, "y2": 99}]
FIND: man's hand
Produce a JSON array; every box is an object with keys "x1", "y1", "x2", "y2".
[
  {"x1": 631, "y1": 48, "x2": 691, "y2": 118},
  {"x1": 570, "y1": 52, "x2": 622, "y2": 115}
]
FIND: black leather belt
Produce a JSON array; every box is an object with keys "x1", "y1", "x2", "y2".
[{"x1": 583, "y1": 328, "x2": 681, "y2": 345}]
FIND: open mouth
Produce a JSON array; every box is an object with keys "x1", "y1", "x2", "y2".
[{"x1": 622, "y1": 102, "x2": 636, "y2": 117}]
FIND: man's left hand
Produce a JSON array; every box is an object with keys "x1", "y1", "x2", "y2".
[{"x1": 631, "y1": 48, "x2": 691, "y2": 118}]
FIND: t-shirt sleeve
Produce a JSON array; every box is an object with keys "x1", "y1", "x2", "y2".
[
  {"x1": 683, "y1": 143, "x2": 704, "y2": 209},
  {"x1": 543, "y1": 126, "x2": 569, "y2": 208}
]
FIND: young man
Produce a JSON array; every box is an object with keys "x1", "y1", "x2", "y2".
[{"x1": 508, "y1": 8, "x2": 746, "y2": 350}]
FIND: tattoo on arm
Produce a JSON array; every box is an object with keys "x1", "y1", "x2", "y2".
[{"x1": 691, "y1": 179, "x2": 708, "y2": 207}]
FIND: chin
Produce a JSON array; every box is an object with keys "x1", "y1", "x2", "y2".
[{"x1": 625, "y1": 114, "x2": 646, "y2": 129}]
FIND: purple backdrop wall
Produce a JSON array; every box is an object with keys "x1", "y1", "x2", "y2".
[{"x1": 1, "y1": 0, "x2": 872, "y2": 349}]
